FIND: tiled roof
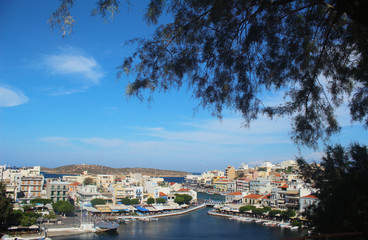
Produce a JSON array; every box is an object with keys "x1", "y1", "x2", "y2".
[
  {"x1": 169, "y1": 182, "x2": 175, "y2": 186},
  {"x1": 244, "y1": 194, "x2": 264, "y2": 199},
  {"x1": 228, "y1": 192, "x2": 242, "y2": 196},
  {"x1": 159, "y1": 192, "x2": 168, "y2": 197},
  {"x1": 69, "y1": 182, "x2": 81, "y2": 186},
  {"x1": 280, "y1": 184, "x2": 289, "y2": 188},
  {"x1": 301, "y1": 194, "x2": 318, "y2": 199},
  {"x1": 177, "y1": 188, "x2": 190, "y2": 192},
  {"x1": 262, "y1": 194, "x2": 272, "y2": 199},
  {"x1": 272, "y1": 181, "x2": 285, "y2": 184}
]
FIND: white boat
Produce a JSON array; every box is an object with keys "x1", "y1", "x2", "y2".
[
  {"x1": 263, "y1": 221, "x2": 273, "y2": 226},
  {"x1": 290, "y1": 226, "x2": 299, "y2": 231},
  {"x1": 95, "y1": 221, "x2": 119, "y2": 233},
  {"x1": 278, "y1": 223, "x2": 290, "y2": 228}
]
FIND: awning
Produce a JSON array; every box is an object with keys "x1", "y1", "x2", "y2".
[
  {"x1": 29, "y1": 225, "x2": 40, "y2": 229},
  {"x1": 135, "y1": 206, "x2": 149, "y2": 212},
  {"x1": 152, "y1": 205, "x2": 164, "y2": 211},
  {"x1": 145, "y1": 206, "x2": 158, "y2": 212},
  {"x1": 84, "y1": 206, "x2": 101, "y2": 213}
]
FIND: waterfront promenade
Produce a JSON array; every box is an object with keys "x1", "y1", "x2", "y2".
[
  {"x1": 45, "y1": 204, "x2": 207, "y2": 237},
  {"x1": 208, "y1": 210, "x2": 292, "y2": 227}
]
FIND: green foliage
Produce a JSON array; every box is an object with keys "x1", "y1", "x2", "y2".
[
  {"x1": 0, "y1": 182, "x2": 13, "y2": 231},
  {"x1": 156, "y1": 197, "x2": 166, "y2": 204},
  {"x1": 83, "y1": 177, "x2": 95, "y2": 185},
  {"x1": 252, "y1": 208, "x2": 266, "y2": 214},
  {"x1": 20, "y1": 215, "x2": 36, "y2": 227},
  {"x1": 239, "y1": 205, "x2": 256, "y2": 212},
  {"x1": 291, "y1": 220, "x2": 303, "y2": 227},
  {"x1": 22, "y1": 204, "x2": 34, "y2": 211},
  {"x1": 268, "y1": 209, "x2": 282, "y2": 217},
  {"x1": 9, "y1": 210, "x2": 23, "y2": 226},
  {"x1": 130, "y1": 199, "x2": 139, "y2": 205},
  {"x1": 30, "y1": 198, "x2": 52, "y2": 204},
  {"x1": 91, "y1": 198, "x2": 106, "y2": 206},
  {"x1": 44, "y1": 212, "x2": 56, "y2": 219},
  {"x1": 281, "y1": 209, "x2": 296, "y2": 218},
  {"x1": 120, "y1": 198, "x2": 131, "y2": 205},
  {"x1": 24, "y1": 211, "x2": 41, "y2": 219},
  {"x1": 262, "y1": 206, "x2": 271, "y2": 212},
  {"x1": 53, "y1": 200, "x2": 74, "y2": 215},
  {"x1": 9, "y1": 210, "x2": 41, "y2": 227},
  {"x1": 147, "y1": 197, "x2": 155, "y2": 205},
  {"x1": 174, "y1": 196, "x2": 184, "y2": 204},
  {"x1": 174, "y1": 194, "x2": 192, "y2": 204},
  {"x1": 298, "y1": 143, "x2": 368, "y2": 235},
  {"x1": 258, "y1": 167, "x2": 267, "y2": 172}
]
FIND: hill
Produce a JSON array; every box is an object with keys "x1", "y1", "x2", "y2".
[{"x1": 41, "y1": 164, "x2": 189, "y2": 177}]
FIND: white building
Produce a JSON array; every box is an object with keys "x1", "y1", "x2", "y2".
[
  {"x1": 260, "y1": 161, "x2": 274, "y2": 168},
  {"x1": 238, "y1": 163, "x2": 249, "y2": 170},
  {"x1": 281, "y1": 160, "x2": 297, "y2": 169},
  {"x1": 76, "y1": 185, "x2": 101, "y2": 207},
  {"x1": 299, "y1": 194, "x2": 319, "y2": 212}
]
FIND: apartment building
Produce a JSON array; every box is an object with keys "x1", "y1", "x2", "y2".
[
  {"x1": 46, "y1": 181, "x2": 69, "y2": 202},
  {"x1": 20, "y1": 176, "x2": 43, "y2": 198}
]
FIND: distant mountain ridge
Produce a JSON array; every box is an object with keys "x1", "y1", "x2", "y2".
[{"x1": 41, "y1": 164, "x2": 189, "y2": 177}]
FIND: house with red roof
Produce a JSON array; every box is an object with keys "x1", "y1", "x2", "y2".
[
  {"x1": 168, "y1": 182, "x2": 182, "y2": 191},
  {"x1": 299, "y1": 194, "x2": 319, "y2": 212},
  {"x1": 242, "y1": 193, "x2": 265, "y2": 205},
  {"x1": 225, "y1": 191, "x2": 243, "y2": 203}
]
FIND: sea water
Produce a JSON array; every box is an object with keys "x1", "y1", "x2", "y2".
[{"x1": 54, "y1": 207, "x2": 303, "y2": 240}]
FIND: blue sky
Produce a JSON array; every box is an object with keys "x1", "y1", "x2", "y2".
[{"x1": 0, "y1": 0, "x2": 367, "y2": 172}]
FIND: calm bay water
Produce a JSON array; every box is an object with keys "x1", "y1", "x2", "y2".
[{"x1": 54, "y1": 207, "x2": 303, "y2": 240}]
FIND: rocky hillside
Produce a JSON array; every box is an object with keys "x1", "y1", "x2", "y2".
[{"x1": 41, "y1": 164, "x2": 189, "y2": 177}]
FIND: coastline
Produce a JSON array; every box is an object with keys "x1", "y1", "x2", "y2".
[
  {"x1": 47, "y1": 228, "x2": 91, "y2": 237},
  {"x1": 47, "y1": 204, "x2": 207, "y2": 238}
]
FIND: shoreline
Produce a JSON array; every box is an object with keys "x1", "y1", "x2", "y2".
[{"x1": 47, "y1": 204, "x2": 207, "y2": 238}]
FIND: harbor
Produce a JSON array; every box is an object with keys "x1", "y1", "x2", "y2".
[{"x1": 51, "y1": 207, "x2": 304, "y2": 240}]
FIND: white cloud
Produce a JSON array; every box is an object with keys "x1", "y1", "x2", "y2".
[
  {"x1": 41, "y1": 137, "x2": 124, "y2": 148},
  {"x1": 79, "y1": 138, "x2": 124, "y2": 148},
  {"x1": 139, "y1": 117, "x2": 291, "y2": 145},
  {"x1": 40, "y1": 137, "x2": 71, "y2": 146},
  {"x1": 0, "y1": 86, "x2": 29, "y2": 107},
  {"x1": 44, "y1": 53, "x2": 103, "y2": 85}
]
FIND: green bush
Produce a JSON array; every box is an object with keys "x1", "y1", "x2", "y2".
[
  {"x1": 147, "y1": 197, "x2": 155, "y2": 204},
  {"x1": 156, "y1": 198, "x2": 166, "y2": 204},
  {"x1": 91, "y1": 198, "x2": 106, "y2": 206},
  {"x1": 30, "y1": 198, "x2": 52, "y2": 204},
  {"x1": 239, "y1": 205, "x2": 256, "y2": 212}
]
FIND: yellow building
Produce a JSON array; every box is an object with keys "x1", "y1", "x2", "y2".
[
  {"x1": 213, "y1": 180, "x2": 230, "y2": 192},
  {"x1": 225, "y1": 166, "x2": 236, "y2": 180}
]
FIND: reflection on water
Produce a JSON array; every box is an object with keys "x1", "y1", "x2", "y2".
[{"x1": 54, "y1": 207, "x2": 303, "y2": 240}]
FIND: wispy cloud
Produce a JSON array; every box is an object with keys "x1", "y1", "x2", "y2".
[
  {"x1": 139, "y1": 117, "x2": 291, "y2": 145},
  {"x1": 79, "y1": 138, "x2": 124, "y2": 148},
  {"x1": 36, "y1": 47, "x2": 104, "y2": 95},
  {"x1": 41, "y1": 137, "x2": 124, "y2": 148},
  {"x1": 0, "y1": 86, "x2": 29, "y2": 107},
  {"x1": 44, "y1": 53, "x2": 103, "y2": 85}
]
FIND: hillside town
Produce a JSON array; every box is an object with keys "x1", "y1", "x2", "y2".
[
  {"x1": 0, "y1": 161, "x2": 320, "y2": 238},
  {"x1": 184, "y1": 160, "x2": 319, "y2": 213},
  {"x1": 0, "y1": 165, "x2": 197, "y2": 211},
  {"x1": 1, "y1": 160, "x2": 318, "y2": 214}
]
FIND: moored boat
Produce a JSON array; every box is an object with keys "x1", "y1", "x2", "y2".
[{"x1": 95, "y1": 221, "x2": 119, "y2": 233}]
